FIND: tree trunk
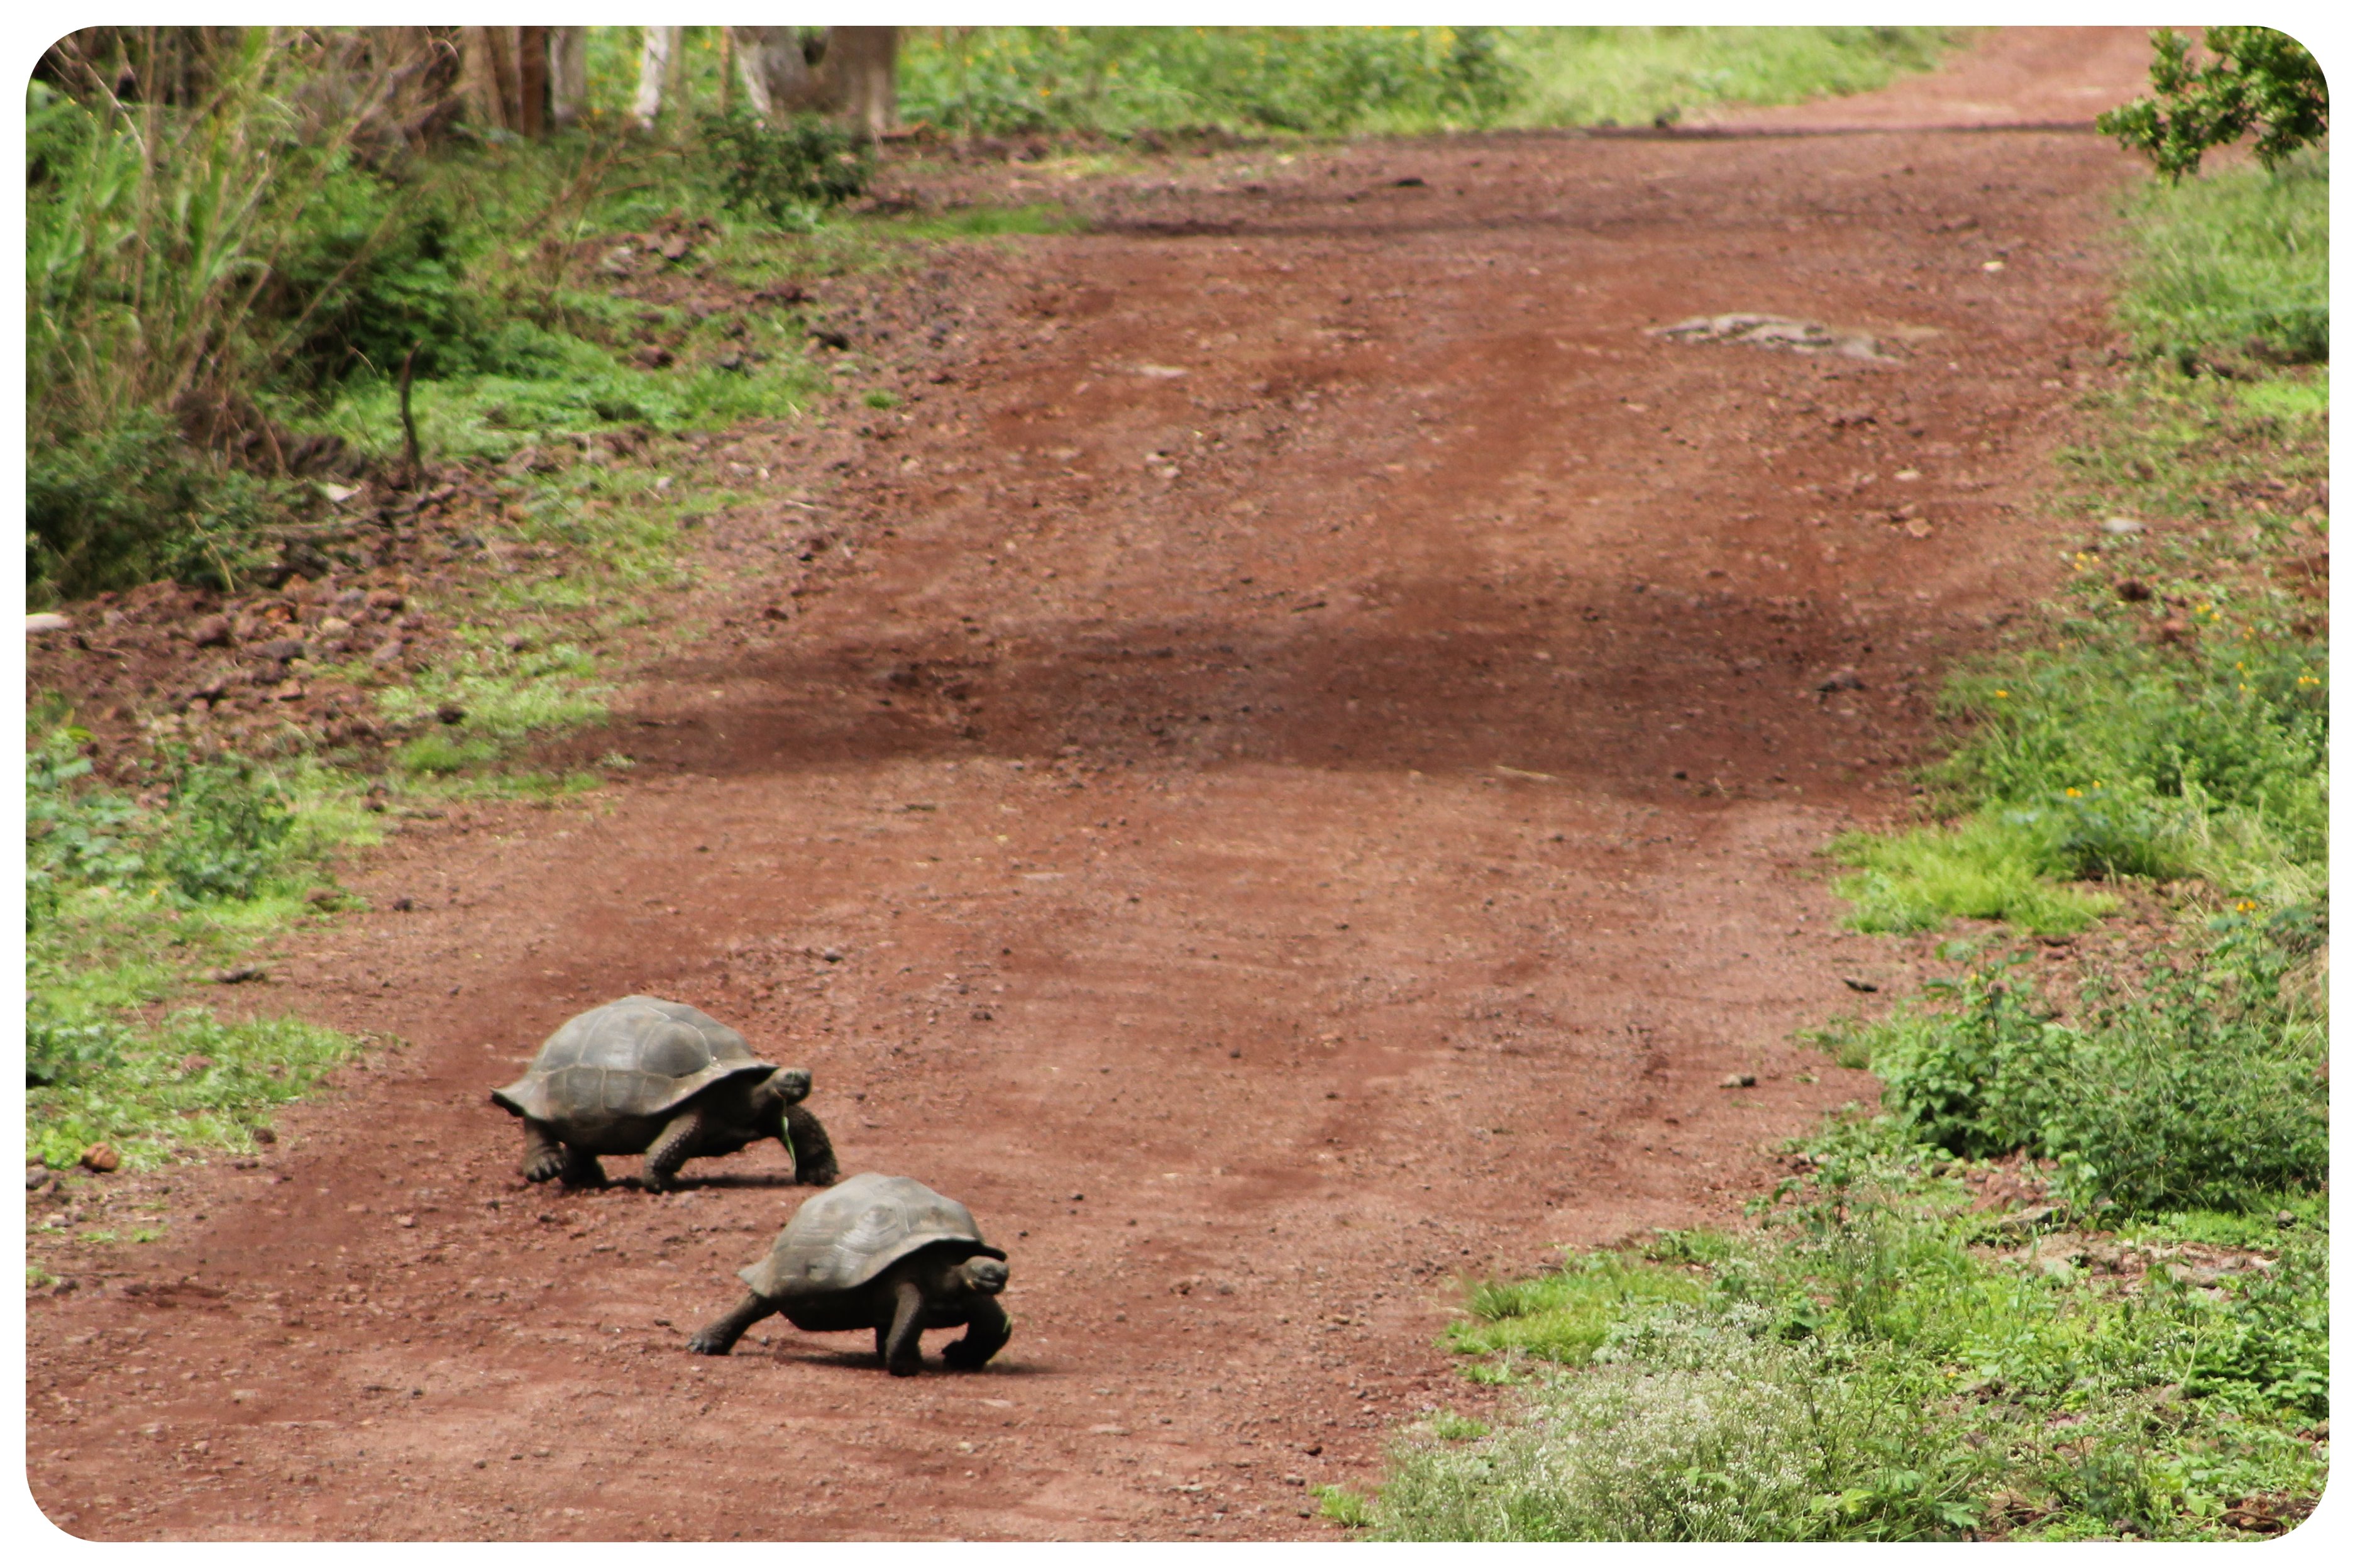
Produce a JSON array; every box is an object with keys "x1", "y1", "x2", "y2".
[
  {"x1": 825, "y1": 26, "x2": 898, "y2": 140},
  {"x1": 731, "y1": 25, "x2": 814, "y2": 123},
  {"x1": 484, "y1": 26, "x2": 523, "y2": 131},
  {"x1": 517, "y1": 25, "x2": 548, "y2": 138},
  {"x1": 633, "y1": 25, "x2": 681, "y2": 133},
  {"x1": 458, "y1": 26, "x2": 509, "y2": 131},
  {"x1": 547, "y1": 26, "x2": 586, "y2": 131}
]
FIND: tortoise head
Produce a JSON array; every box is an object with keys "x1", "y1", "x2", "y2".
[
  {"x1": 748, "y1": 1066, "x2": 811, "y2": 1134},
  {"x1": 961, "y1": 1256, "x2": 1010, "y2": 1295}
]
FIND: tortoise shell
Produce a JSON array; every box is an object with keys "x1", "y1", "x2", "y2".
[
  {"x1": 491, "y1": 995, "x2": 778, "y2": 1135},
  {"x1": 741, "y1": 1173, "x2": 1005, "y2": 1301}
]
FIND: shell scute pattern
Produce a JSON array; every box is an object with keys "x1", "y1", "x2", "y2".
[
  {"x1": 743, "y1": 1174, "x2": 1003, "y2": 1300},
  {"x1": 492, "y1": 995, "x2": 776, "y2": 1127}
]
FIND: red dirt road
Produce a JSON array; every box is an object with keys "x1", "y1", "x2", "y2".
[{"x1": 26, "y1": 32, "x2": 2153, "y2": 1540}]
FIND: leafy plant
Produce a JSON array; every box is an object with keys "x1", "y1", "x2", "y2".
[
  {"x1": 1859, "y1": 912, "x2": 2325, "y2": 1217},
  {"x1": 697, "y1": 112, "x2": 870, "y2": 225},
  {"x1": 2098, "y1": 28, "x2": 2327, "y2": 181},
  {"x1": 156, "y1": 754, "x2": 296, "y2": 902}
]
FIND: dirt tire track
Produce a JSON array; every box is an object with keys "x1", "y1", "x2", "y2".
[{"x1": 27, "y1": 31, "x2": 2154, "y2": 1541}]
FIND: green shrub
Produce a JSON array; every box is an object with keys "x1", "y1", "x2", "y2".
[
  {"x1": 698, "y1": 112, "x2": 871, "y2": 225},
  {"x1": 26, "y1": 411, "x2": 283, "y2": 600},
  {"x1": 2097, "y1": 28, "x2": 2327, "y2": 182},
  {"x1": 1864, "y1": 912, "x2": 2326, "y2": 1215},
  {"x1": 262, "y1": 158, "x2": 487, "y2": 384},
  {"x1": 155, "y1": 755, "x2": 296, "y2": 902}
]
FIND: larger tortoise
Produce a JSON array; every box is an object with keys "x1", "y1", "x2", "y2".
[
  {"x1": 688, "y1": 1173, "x2": 1012, "y2": 1374},
  {"x1": 490, "y1": 995, "x2": 839, "y2": 1192}
]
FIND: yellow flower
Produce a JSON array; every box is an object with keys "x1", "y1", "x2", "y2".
[
  {"x1": 1994, "y1": 690, "x2": 2009, "y2": 698},
  {"x1": 2066, "y1": 788, "x2": 2082, "y2": 797}
]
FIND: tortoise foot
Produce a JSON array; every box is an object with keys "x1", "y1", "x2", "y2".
[
  {"x1": 557, "y1": 1152, "x2": 608, "y2": 1189},
  {"x1": 686, "y1": 1330, "x2": 734, "y2": 1356}
]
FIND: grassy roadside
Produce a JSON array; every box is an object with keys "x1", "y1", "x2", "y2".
[
  {"x1": 898, "y1": 26, "x2": 1961, "y2": 138},
  {"x1": 1342, "y1": 154, "x2": 2328, "y2": 1543},
  {"x1": 22, "y1": 180, "x2": 1035, "y2": 1183}
]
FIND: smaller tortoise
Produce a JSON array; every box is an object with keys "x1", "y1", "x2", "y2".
[
  {"x1": 490, "y1": 995, "x2": 839, "y2": 1193},
  {"x1": 688, "y1": 1173, "x2": 1012, "y2": 1374}
]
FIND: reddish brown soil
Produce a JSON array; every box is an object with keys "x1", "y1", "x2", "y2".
[{"x1": 27, "y1": 31, "x2": 2154, "y2": 1541}]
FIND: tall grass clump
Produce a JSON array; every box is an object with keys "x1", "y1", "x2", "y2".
[
  {"x1": 27, "y1": 31, "x2": 443, "y2": 599},
  {"x1": 2115, "y1": 150, "x2": 2327, "y2": 371}
]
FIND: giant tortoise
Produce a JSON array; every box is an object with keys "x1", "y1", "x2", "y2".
[
  {"x1": 688, "y1": 1173, "x2": 1011, "y2": 1374},
  {"x1": 490, "y1": 995, "x2": 839, "y2": 1192}
]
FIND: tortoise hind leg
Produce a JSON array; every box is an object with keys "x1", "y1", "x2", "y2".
[
  {"x1": 558, "y1": 1144, "x2": 607, "y2": 1188},
  {"x1": 942, "y1": 1297, "x2": 1012, "y2": 1370},
  {"x1": 783, "y1": 1103, "x2": 840, "y2": 1185},
  {"x1": 641, "y1": 1107, "x2": 709, "y2": 1193},
  {"x1": 688, "y1": 1292, "x2": 778, "y2": 1355}
]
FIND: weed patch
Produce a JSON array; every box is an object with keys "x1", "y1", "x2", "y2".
[
  {"x1": 25, "y1": 717, "x2": 383, "y2": 1166},
  {"x1": 1863, "y1": 912, "x2": 2325, "y2": 1216},
  {"x1": 1382, "y1": 1142, "x2": 2326, "y2": 1539}
]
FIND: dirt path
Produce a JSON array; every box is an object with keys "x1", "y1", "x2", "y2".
[{"x1": 27, "y1": 31, "x2": 2153, "y2": 1541}]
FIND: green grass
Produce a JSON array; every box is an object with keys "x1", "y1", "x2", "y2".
[
  {"x1": 1491, "y1": 25, "x2": 1961, "y2": 130},
  {"x1": 1446, "y1": 1252, "x2": 1704, "y2": 1369},
  {"x1": 1831, "y1": 817, "x2": 2115, "y2": 935},
  {"x1": 2115, "y1": 150, "x2": 2327, "y2": 370},
  {"x1": 25, "y1": 721, "x2": 385, "y2": 1168},
  {"x1": 896, "y1": 26, "x2": 1962, "y2": 138},
  {"x1": 28, "y1": 1010, "x2": 365, "y2": 1171},
  {"x1": 1378, "y1": 1135, "x2": 2326, "y2": 1540},
  {"x1": 878, "y1": 202, "x2": 1084, "y2": 240}
]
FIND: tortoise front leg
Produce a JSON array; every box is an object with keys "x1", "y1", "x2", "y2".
[
  {"x1": 883, "y1": 1277, "x2": 929, "y2": 1376},
  {"x1": 783, "y1": 1103, "x2": 840, "y2": 1185},
  {"x1": 942, "y1": 1296, "x2": 1012, "y2": 1370},
  {"x1": 519, "y1": 1118, "x2": 566, "y2": 1183},
  {"x1": 687, "y1": 1292, "x2": 778, "y2": 1355},
  {"x1": 642, "y1": 1107, "x2": 709, "y2": 1192}
]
